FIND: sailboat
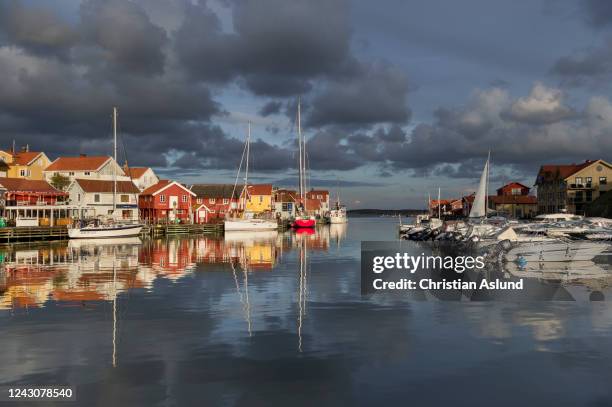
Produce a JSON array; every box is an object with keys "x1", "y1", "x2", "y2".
[
  {"x1": 224, "y1": 123, "x2": 278, "y2": 232},
  {"x1": 292, "y1": 99, "x2": 316, "y2": 228},
  {"x1": 68, "y1": 108, "x2": 143, "y2": 239}
]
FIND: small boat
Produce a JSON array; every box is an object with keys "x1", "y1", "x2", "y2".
[
  {"x1": 329, "y1": 195, "x2": 347, "y2": 224},
  {"x1": 293, "y1": 216, "x2": 316, "y2": 228},
  {"x1": 69, "y1": 107, "x2": 143, "y2": 239},
  {"x1": 68, "y1": 221, "x2": 142, "y2": 239},
  {"x1": 224, "y1": 123, "x2": 278, "y2": 233}
]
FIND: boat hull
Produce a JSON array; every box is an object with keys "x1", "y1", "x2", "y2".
[
  {"x1": 224, "y1": 219, "x2": 278, "y2": 232},
  {"x1": 505, "y1": 241, "x2": 610, "y2": 262},
  {"x1": 292, "y1": 218, "x2": 316, "y2": 228},
  {"x1": 68, "y1": 224, "x2": 143, "y2": 239},
  {"x1": 329, "y1": 209, "x2": 348, "y2": 224}
]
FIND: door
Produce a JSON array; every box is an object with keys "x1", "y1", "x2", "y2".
[{"x1": 169, "y1": 196, "x2": 179, "y2": 221}]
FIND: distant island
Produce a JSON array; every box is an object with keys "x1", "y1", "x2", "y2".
[{"x1": 347, "y1": 209, "x2": 427, "y2": 217}]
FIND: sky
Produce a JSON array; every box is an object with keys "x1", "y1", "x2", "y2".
[{"x1": 1, "y1": 0, "x2": 612, "y2": 208}]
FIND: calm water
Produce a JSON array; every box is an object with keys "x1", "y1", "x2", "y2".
[{"x1": 1, "y1": 217, "x2": 612, "y2": 406}]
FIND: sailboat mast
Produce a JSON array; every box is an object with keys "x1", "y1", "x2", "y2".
[
  {"x1": 437, "y1": 188, "x2": 441, "y2": 219},
  {"x1": 485, "y1": 150, "x2": 490, "y2": 218},
  {"x1": 112, "y1": 107, "x2": 117, "y2": 213},
  {"x1": 244, "y1": 122, "x2": 251, "y2": 211},
  {"x1": 297, "y1": 98, "x2": 304, "y2": 207}
]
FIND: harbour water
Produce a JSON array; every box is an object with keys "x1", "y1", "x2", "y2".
[{"x1": 2, "y1": 217, "x2": 612, "y2": 406}]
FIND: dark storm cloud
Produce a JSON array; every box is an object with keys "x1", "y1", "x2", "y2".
[
  {"x1": 175, "y1": 0, "x2": 354, "y2": 96},
  {"x1": 584, "y1": 0, "x2": 612, "y2": 27},
  {"x1": 79, "y1": 0, "x2": 168, "y2": 76},
  {"x1": 258, "y1": 101, "x2": 283, "y2": 117},
  {"x1": 306, "y1": 64, "x2": 411, "y2": 128},
  {"x1": 551, "y1": 39, "x2": 612, "y2": 86},
  {"x1": 0, "y1": 2, "x2": 79, "y2": 58}
]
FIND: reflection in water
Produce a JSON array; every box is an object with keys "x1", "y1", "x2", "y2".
[{"x1": 2, "y1": 219, "x2": 612, "y2": 405}]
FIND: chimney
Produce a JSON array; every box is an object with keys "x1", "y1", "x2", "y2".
[{"x1": 80, "y1": 153, "x2": 87, "y2": 157}]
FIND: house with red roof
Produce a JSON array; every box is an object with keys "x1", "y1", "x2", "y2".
[
  {"x1": 67, "y1": 179, "x2": 140, "y2": 220},
  {"x1": 189, "y1": 184, "x2": 242, "y2": 223},
  {"x1": 139, "y1": 180, "x2": 196, "y2": 224},
  {"x1": 0, "y1": 177, "x2": 81, "y2": 226},
  {"x1": 44, "y1": 155, "x2": 129, "y2": 184},
  {"x1": 0, "y1": 146, "x2": 51, "y2": 180},
  {"x1": 123, "y1": 165, "x2": 159, "y2": 191},
  {"x1": 306, "y1": 189, "x2": 330, "y2": 216},
  {"x1": 273, "y1": 189, "x2": 298, "y2": 220},
  {"x1": 535, "y1": 159, "x2": 612, "y2": 215},
  {"x1": 242, "y1": 184, "x2": 273, "y2": 214},
  {"x1": 487, "y1": 182, "x2": 537, "y2": 218}
]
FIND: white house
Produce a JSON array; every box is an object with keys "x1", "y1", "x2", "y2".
[
  {"x1": 123, "y1": 166, "x2": 159, "y2": 191},
  {"x1": 44, "y1": 155, "x2": 130, "y2": 183},
  {"x1": 67, "y1": 179, "x2": 140, "y2": 220}
]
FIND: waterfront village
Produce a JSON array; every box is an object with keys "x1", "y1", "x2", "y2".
[
  {"x1": 431, "y1": 159, "x2": 612, "y2": 220},
  {"x1": 0, "y1": 145, "x2": 611, "y2": 234},
  {"x1": 0, "y1": 145, "x2": 332, "y2": 231}
]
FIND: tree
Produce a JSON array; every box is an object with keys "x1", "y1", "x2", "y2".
[{"x1": 50, "y1": 173, "x2": 70, "y2": 191}]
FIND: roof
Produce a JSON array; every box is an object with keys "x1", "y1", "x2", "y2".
[
  {"x1": 247, "y1": 184, "x2": 273, "y2": 195},
  {"x1": 124, "y1": 166, "x2": 150, "y2": 179},
  {"x1": 430, "y1": 199, "x2": 451, "y2": 207},
  {"x1": 535, "y1": 160, "x2": 598, "y2": 184},
  {"x1": 73, "y1": 179, "x2": 140, "y2": 194},
  {"x1": 141, "y1": 180, "x2": 196, "y2": 196},
  {"x1": 489, "y1": 195, "x2": 537, "y2": 205},
  {"x1": 497, "y1": 182, "x2": 530, "y2": 192},
  {"x1": 12, "y1": 151, "x2": 43, "y2": 166},
  {"x1": 0, "y1": 177, "x2": 64, "y2": 194},
  {"x1": 45, "y1": 156, "x2": 111, "y2": 172},
  {"x1": 307, "y1": 189, "x2": 329, "y2": 196},
  {"x1": 190, "y1": 184, "x2": 242, "y2": 199},
  {"x1": 274, "y1": 189, "x2": 298, "y2": 202}
]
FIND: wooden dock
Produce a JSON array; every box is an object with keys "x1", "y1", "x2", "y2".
[
  {"x1": 0, "y1": 226, "x2": 69, "y2": 243},
  {"x1": 150, "y1": 223, "x2": 224, "y2": 237}
]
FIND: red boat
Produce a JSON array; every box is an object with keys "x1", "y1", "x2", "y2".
[{"x1": 292, "y1": 217, "x2": 316, "y2": 228}]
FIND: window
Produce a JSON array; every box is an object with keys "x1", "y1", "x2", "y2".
[
  {"x1": 586, "y1": 177, "x2": 592, "y2": 184},
  {"x1": 121, "y1": 195, "x2": 129, "y2": 203},
  {"x1": 182, "y1": 195, "x2": 187, "y2": 203},
  {"x1": 94, "y1": 194, "x2": 100, "y2": 202},
  {"x1": 69, "y1": 172, "x2": 75, "y2": 176},
  {"x1": 259, "y1": 196, "x2": 263, "y2": 203},
  {"x1": 511, "y1": 188, "x2": 521, "y2": 195},
  {"x1": 600, "y1": 177, "x2": 607, "y2": 185},
  {"x1": 84, "y1": 171, "x2": 90, "y2": 176},
  {"x1": 575, "y1": 177, "x2": 583, "y2": 185},
  {"x1": 210, "y1": 198, "x2": 216, "y2": 204},
  {"x1": 223, "y1": 198, "x2": 229, "y2": 204},
  {"x1": 77, "y1": 193, "x2": 81, "y2": 201},
  {"x1": 19, "y1": 169, "x2": 26, "y2": 177},
  {"x1": 197, "y1": 198, "x2": 202, "y2": 204},
  {"x1": 160, "y1": 194, "x2": 166, "y2": 203}
]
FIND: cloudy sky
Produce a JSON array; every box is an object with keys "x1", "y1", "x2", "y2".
[{"x1": 1, "y1": 0, "x2": 612, "y2": 208}]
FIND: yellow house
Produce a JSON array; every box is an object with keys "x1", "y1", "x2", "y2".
[
  {"x1": 0, "y1": 150, "x2": 51, "y2": 180},
  {"x1": 244, "y1": 184, "x2": 273, "y2": 213},
  {"x1": 536, "y1": 159, "x2": 612, "y2": 215}
]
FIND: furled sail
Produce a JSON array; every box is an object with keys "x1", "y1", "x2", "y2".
[{"x1": 469, "y1": 155, "x2": 489, "y2": 218}]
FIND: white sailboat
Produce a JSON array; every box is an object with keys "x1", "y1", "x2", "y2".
[
  {"x1": 68, "y1": 107, "x2": 143, "y2": 239},
  {"x1": 224, "y1": 123, "x2": 278, "y2": 232},
  {"x1": 468, "y1": 151, "x2": 490, "y2": 219}
]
